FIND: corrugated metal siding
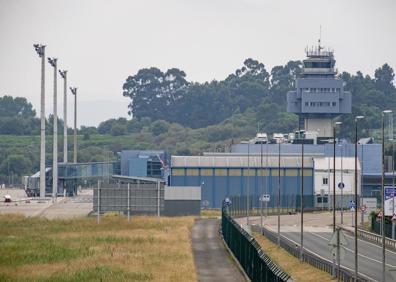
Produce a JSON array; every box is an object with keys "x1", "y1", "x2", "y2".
[
  {"x1": 172, "y1": 155, "x2": 314, "y2": 168},
  {"x1": 165, "y1": 186, "x2": 201, "y2": 200},
  {"x1": 170, "y1": 167, "x2": 314, "y2": 208}
]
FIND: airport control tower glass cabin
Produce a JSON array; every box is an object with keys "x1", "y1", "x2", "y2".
[{"x1": 287, "y1": 42, "x2": 351, "y2": 141}]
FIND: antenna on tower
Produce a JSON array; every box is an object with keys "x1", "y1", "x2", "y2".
[{"x1": 318, "y1": 25, "x2": 323, "y2": 53}]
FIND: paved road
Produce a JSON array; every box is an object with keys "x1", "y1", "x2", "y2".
[
  {"x1": 192, "y1": 218, "x2": 246, "y2": 282},
  {"x1": 237, "y1": 215, "x2": 396, "y2": 281},
  {"x1": 277, "y1": 228, "x2": 396, "y2": 281},
  {"x1": 39, "y1": 190, "x2": 93, "y2": 219}
]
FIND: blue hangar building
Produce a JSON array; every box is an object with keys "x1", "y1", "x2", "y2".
[{"x1": 170, "y1": 154, "x2": 314, "y2": 209}]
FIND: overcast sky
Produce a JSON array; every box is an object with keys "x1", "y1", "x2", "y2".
[{"x1": 0, "y1": 0, "x2": 395, "y2": 127}]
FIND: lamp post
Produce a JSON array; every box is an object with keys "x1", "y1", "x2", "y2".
[
  {"x1": 260, "y1": 131, "x2": 264, "y2": 229},
  {"x1": 333, "y1": 121, "x2": 342, "y2": 232},
  {"x1": 59, "y1": 70, "x2": 68, "y2": 163},
  {"x1": 70, "y1": 87, "x2": 78, "y2": 163},
  {"x1": 300, "y1": 130, "x2": 304, "y2": 261},
  {"x1": 277, "y1": 141, "x2": 281, "y2": 246},
  {"x1": 48, "y1": 57, "x2": 58, "y2": 201},
  {"x1": 382, "y1": 110, "x2": 392, "y2": 282},
  {"x1": 354, "y1": 115, "x2": 364, "y2": 281},
  {"x1": 247, "y1": 141, "x2": 250, "y2": 225},
  {"x1": 338, "y1": 143, "x2": 344, "y2": 225},
  {"x1": 33, "y1": 44, "x2": 46, "y2": 198}
]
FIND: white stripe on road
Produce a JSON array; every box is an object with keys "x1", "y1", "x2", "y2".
[
  {"x1": 278, "y1": 232, "x2": 377, "y2": 282},
  {"x1": 309, "y1": 231, "x2": 396, "y2": 268}
]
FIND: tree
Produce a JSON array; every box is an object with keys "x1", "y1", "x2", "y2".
[
  {"x1": 0, "y1": 154, "x2": 32, "y2": 177},
  {"x1": 0, "y1": 96, "x2": 36, "y2": 118},
  {"x1": 111, "y1": 124, "x2": 127, "y2": 136},
  {"x1": 374, "y1": 64, "x2": 395, "y2": 95},
  {"x1": 151, "y1": 120, "x2": 169, "y2": 136},
  {"x1": 122, "y1": 67, "x2": 189, "y2": 120}
]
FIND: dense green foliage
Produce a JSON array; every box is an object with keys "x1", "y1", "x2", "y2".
[{"x1": 0, "y1": 59, "x2": 395, "y2": 184}]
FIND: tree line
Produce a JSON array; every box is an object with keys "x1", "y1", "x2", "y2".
[{"x1": 0, "y1": 58, "x2": 394, "y2": 184}]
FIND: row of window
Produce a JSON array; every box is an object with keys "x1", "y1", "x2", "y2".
[
  {"x1": 301, "y1": 87, "x2": 340, "y2": 93},
  {"x1": 304, "y1": 62, "x2": 332, "y2": 68},
  {"x1": 172, "y1": 168, "x2": 313, "y2": 177},
  {"x1": 304, "y1": 101, "x2": 337, "y2": 107}
]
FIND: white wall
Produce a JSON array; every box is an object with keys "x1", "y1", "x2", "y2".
[{"x1": 314, "y1": 157, "x2": 361, "y2": 196}]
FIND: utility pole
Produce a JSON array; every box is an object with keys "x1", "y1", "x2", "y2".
[
  {"x1": 48, "y1": 57, "x2": 58, "y2": 201},
  {"x1": 34, "y1": 44, "x2": 46, "y2": 198},
  {"x1": 70, "y1": 87, "x2": 78, "y2": 163},
  {"x1": 59, "y1": 70, "x2": 68, "y2": 163}
]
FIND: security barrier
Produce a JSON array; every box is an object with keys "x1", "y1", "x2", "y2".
[{"x1": 221, "y1": 208, "x2": 292, "y2": 282}]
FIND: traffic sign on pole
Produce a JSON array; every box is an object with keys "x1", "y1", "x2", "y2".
[{"x1": 338, "y1": 182, "x2": 345, "y2": 189}]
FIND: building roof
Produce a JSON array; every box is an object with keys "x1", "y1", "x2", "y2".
[{"x1": 112, "y1": 175, "x2": 165, "y2": 183}]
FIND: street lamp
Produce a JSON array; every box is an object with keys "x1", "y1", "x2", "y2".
[
  {"x1": 59, "y1": 70, "x2": 68, "y2": 163},
  {"x1": 354, "y1": 115, "x2": 364, "y2": 281},
  {"x1": 277, "y1": 141, "x2": 281, "y2": 246},
  {"x1": 382, "y1": 110, "x2": 392, "y2": 282},
  {"x1": 300, "y1": 130, "x2": 305, "y2": 261},
  {"x1": 70, "y1": 87, "x2": 78, "y2": 163},
  {"x1": 33, "y1": 44, "x2": 46, "y2": 198},
  {"x1": 338, "y1": 143, "x2": 344, "y2": 225},
  {"x1": 333, "y1": 121, "x2": 342, "y2": 232},
  {"x1": 48, "y1": 57, "x2": 58, "y2": 201},
  {"x1": 247, "y1": 141, "x2": 250, "y2": 225}
]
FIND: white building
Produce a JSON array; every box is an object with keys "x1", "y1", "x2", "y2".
[{"x1": 314, "y1": 157, "x2": 361, "y2": 208}]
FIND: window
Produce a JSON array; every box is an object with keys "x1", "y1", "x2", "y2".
[
  {"x1": 322, "y1": 177, "x2": 328, "y2": 185},
  {"x1": 305, "y1": 102, "x2": 309, "y2": 106},
  {"x1": 332, "y1": 102, "x2": 337, "y2": 107}
]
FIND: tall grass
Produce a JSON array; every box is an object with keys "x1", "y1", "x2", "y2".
[{"x1": 0, "y1": 215, "x2": 196, "y2": 281}]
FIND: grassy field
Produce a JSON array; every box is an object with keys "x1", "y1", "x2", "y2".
[
  {"x1": 253, "y1": 232, "x2": 334, "y2": 282},
  {"x1": 0, "y1": 215, "x2": 197, "y2": 282}
]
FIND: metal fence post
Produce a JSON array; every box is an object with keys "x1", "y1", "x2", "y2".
[
  {"x1": 127, "y1": 183, "x2": 130, "y2": 222},
  {"x1": 97, "y1": 180, "x2": 100, "y2": 224},
  {"x1": 157, "y1": 180, "x2": 160, "y2": 221}
]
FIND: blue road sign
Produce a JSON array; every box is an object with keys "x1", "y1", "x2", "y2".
[
  {"x1": 349, "y1": 200, "x2": 356, "y2": 209},
  {"x1": 338, "y1": 182, "x2": 345, "y2": 189}
]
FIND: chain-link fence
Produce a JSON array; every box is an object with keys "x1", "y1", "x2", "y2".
[{"x1": 221, "y1": 207, "x2": 292, "y2": 282}]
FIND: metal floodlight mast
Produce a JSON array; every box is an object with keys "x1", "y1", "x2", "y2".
[
  {"x1": 70, "y1": 87, "x2": 78, "y2": 163},
  {"x1": 59, "y1": 70, "x2": 68, "y2": 163},
  {"x1": 354, "y1": 115, "x2": 364, "y2": 281},
  {"x1": 33, "y1": 44, "x2": 46, "y2": 198},
  {"x1": 48, "y1": 57, "x2": 58, "y2": 201}
]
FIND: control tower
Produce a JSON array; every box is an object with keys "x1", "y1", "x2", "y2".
[{"x1": 287, "y1": 41, "x2": 351, "y2": 140}]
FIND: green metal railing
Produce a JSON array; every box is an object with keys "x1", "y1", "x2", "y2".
[{"x1": 221, "y1": 207, "x2": 292, "y2": 282}]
